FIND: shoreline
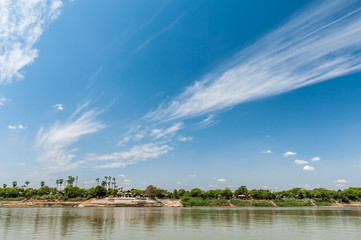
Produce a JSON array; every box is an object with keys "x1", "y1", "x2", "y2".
[{"x1": 1, "y1": 198, "x2": 361, "y2": 208}]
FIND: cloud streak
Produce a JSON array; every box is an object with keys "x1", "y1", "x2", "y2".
[
  {"x1": 146, "y1": 0, "x2": 361, "y2": 122},
  {"x1": 35, "y1": 108, "x2": 105, "y2": 173},
  {"x1": 0, "y1": 0, "x2": 63, "y2": 83},
  {"x1": 92, "y1": 143, "x2": 172, "y2": 169}
]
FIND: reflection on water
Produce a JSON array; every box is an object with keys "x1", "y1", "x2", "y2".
[{"x1": 1, "y1": 207, "x2": 361, "y2": 239}]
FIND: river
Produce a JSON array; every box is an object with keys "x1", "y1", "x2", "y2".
[{"x1": 1, "y1": 207, "x2": 360, "y2": 239}]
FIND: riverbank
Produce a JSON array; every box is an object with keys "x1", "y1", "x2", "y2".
[
  {"x1": 1, "y1": 198, "x2": 361, "y2": 208},
  {"x1": 0, "y1": 198, "x2": 183, "y2": 208}
]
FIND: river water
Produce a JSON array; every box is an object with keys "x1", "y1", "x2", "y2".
[{"x1": 0, "y1": 207, "x2": 360, "y2": 239}]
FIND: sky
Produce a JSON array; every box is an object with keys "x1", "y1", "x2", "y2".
[{"x1": 1, "y1": 0, "x2": 361, "y2": 191}]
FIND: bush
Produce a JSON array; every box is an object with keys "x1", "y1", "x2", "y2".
[
  {"x1": 230, "y1": 199, "x2": 252, "y2": 206},
  {"x1": 274, "y1": 198, "x2": 312, "y2": 207},
  {"x1": 181, "y1": 197, "x2": 228, "y2": 206}
]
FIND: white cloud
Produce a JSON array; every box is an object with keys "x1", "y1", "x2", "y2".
[
  {"x1": 0, "y1": 96, "x2": 11, "y2": 106},
  {"x1": 196, "y1": 114, "x2": 217, "y2": 128},
  {"x1": 117, "y1": 136, "x2": 130, "y2": 146},
  {"x1": 284, "y1": 151, "x2": 297, "y2": 157},
  {"x1": 177, "y1": 182, "x2": 182, "y2": 185},
  {"x1": 178, "y1": 136, "x2": 193, "y2": 142},
  {"x1": 0, "y1": 0, "x2": 63, "y2": 83},
  {"x1": 93, "y1": 143, "x2": 172, "y2": 169},
  {"x1": 146, "y1": 1, "x2": 361, "y2": 122},
  {"x1": 217, "y1": 178, "x2": 226, "y2": 182},
  {"x1": 335, "y1": 179, "x2": 347, "y2": 183},
  {"x1": 303, "y1": 165, "x2": 315, "y2": 171},
  {"x1": 150, "y1": 122, "x2": 183, "y2": 139},
  {"x1": 123, "y1": 179, "x2": 131, "y2": 183},
  {"x1": 312, "y1": 157, "x2": 321, "y2": 161},
  {"x1": 294, "y1": 159, "x2": 309, "y2": 165},
  {"x1": 54, "y1": 104, "x2": 64, "y2": 110},
  {"x1": 304, "y1": 184, "x2": 311, "y2": 188},
  {"x1": 189, "y1": 174, "x2": 197, "y2": 177},
  {"x1": 35, "y1": 109, "x2": 105, "y2": 173},
  {"x1": 261, "y1": 149, "x2": 272, "y2": 154},
  {"x1": 118, "y1": 174, "x2": 126, "y2": 178},
  {"x1": 135, "y1": 13, "x2": 184, "y2": 52},
  {"x1": 209, "y1": 184, "x2": 216, "y2": 188},
  {"x1": 8, "y1": 124, "x2": 27, "y2": 130}
]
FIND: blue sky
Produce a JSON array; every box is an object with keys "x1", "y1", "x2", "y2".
[{"x1": 1, "y1": 0, "x2": 361, "y2": 191}]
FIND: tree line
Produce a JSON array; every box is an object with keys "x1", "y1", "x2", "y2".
[{"x1": 1, "y1": 178, "x2": 361, "y2": 204}]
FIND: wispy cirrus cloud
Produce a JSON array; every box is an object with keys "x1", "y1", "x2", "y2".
[
  {"x1": 0, "y1": 0, "x2": 63, "y2": 83},
  {"x1": 92, "y1": 142, "x2": 172, "y2": 169},
  {"x1": 35, "y1": 108, "x2": 105, "y2": 173},
  {"x1": 146, "y1": 0, "x2": 361, "y2": 122}
]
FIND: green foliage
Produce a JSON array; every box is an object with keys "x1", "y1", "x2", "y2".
[
  {"x1": 230, "y1": 199, "x2": 252, "y2": 206},
  {"x1": 249, "y1": 189, "x2": 272, "y2": 199},
  {"x1": 173, "y1": 189, "x2": 179, "y2": 199},
  {"x1": 181, "y1": 197, "x2": 229, "y2": 206},
  {"x1": 234, "y1": 186, "x2": 248, "y2": 196},
  {"x1": 251, "y1": 201, "x2": 274, "y2": 207},
  {"x1": 223, "y1": 189, "x2": 233, "y2": 199},
  {"x1": 274, "y1": 198, "x2": 313, "y2": 207},
  {"x1": 190, "y1": 188, "x2": 203, "y2": 197}
]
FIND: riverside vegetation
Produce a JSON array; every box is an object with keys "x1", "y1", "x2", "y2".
[{"x1": 1, "y1": 176, "x2": 361, "y2": 207}]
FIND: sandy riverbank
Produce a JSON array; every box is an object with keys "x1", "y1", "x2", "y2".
[
  {"x1": 0, "y1": 198, "x2": 183, "y2": 208},
  {"x1": 1, "y1": 198, "x2": 361, "y2": 208}
]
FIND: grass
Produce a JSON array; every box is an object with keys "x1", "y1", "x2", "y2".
[
  {"x1": 314, "y1": 200, "x2": 332, "y2": 206},
  {"x1": 251, "y1": 201, "x2": 274, "y2": 207},
  {"x1": 181, "y1": 197, "x2": 229, "y2": 206},
  {"x1": 230, "y1": 199, "x2": 252, "y2": 207},
  {"x1": 274, "y1": 198, "x2": 313, "y2": 207},
  {"x1": 0, "y1": 197, "x2": 24, "y2": 201}
]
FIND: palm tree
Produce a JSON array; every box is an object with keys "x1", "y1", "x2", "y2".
[
  {"x1": 112, "y1": 178, "x2": 116, "y2": 189},
  {"x1": 3, "y1": 184, "x2": 7, "y2": 188},
  {"x1": 56, "y1": 179, "x2": 59, "y2": 190},
  {"x1": 25, "y1": 181, "x2": 30, "y2": 189},
  {"x1": 75, "y1": 176, "x2": 79, "y2": 186},
  {"x1": 12, "y1": 181, "x2": 17, "y2": 188},
  {"x1": 96, "y1": 178, "x2": 100, "y2": 186},
  {"x1": 67, "y1": 176, "x2": 75, "y2": 186},
  {"x1": 59, "y1": 179, "x2": 64, "y2": 190},
  {"x1": 40, "y1": 181, "x2": 45, "y2": 188},
  {"x1": 101, "y1": 180, "x2": 107, "y2": 188}
]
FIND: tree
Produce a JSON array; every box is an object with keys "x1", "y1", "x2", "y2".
[
  {"x1": 234, "y1": 186, "x2": 248, "y2": 196},
  {"x1": 112, "y1": 178, "x2": 116, "y2": 189},
  {"x1": 173, "y1": 189, "x2": 179, "y2": 199},
  {"x1": 144, "y1": 185, "x2": 157, "y2": 199},
  {"x1": 12, "y1": 181, "x2": 17, "y2": 188},
  {"x1": 67, "y1": 176, "x2": 75, "y2": 187},
  {"x1": 94, "y1": 186, "x2": 106, "y2": 198},
  {"x1": 75, "y1": 176, "x2": 79, "y2": 187},
  {"x1": 3, "y1": 184, "x2": 7, "y2": 188},
  {"x1": 101, "y1": 180, "x2": 107, "y2": 188},
  {"x1": 59, "y1": 179, "x2": 64, "y2": 190},
  {"x1": 190, "y1": 188, "x2": 203, "y2": 197},
  {"x1": 96, "y1": 178, "x2": 100, "y2": 186},
  {"x1": 56, "y1": 180, "x2": 59, "y2": 190},
  {"x1": 223, "y1": 188, "x2": 233, "y2": 199},
  {"x1": 40, "y1": 181, "x2": 45, "y2": 188},
  {"x1": 25, "y1": 181, "x2": 30, "y2": 189}
]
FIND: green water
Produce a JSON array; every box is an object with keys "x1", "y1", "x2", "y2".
[{"x1": 0, "y1": 207, "x2": 360, "y2": 239}]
